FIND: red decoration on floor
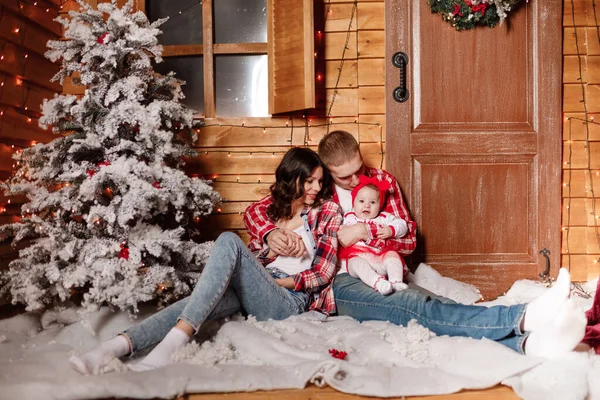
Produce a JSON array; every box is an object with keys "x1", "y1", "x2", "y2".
[
  {"x1": 328, "y1": 349, "x2": 347, "y2": 360},
  {"x1": 98, "y1": 160, "x2": 111, "y2": 167},
  {"x1": 153, "y1": 182, "x2": 162, "y2": 189},
  {"x1": 86, "y1": 169, "x2": 95, "y2": 178}
]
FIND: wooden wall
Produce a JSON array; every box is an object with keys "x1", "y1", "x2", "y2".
[
  {"x1": 562, "y1": 0, "x2": 600, "y2": 282},
  {"x1": 1, "y1": 0, "x2": 598, "y2": 285},
  {"x1": 0, "y1": 0, "x2": 61, "y2": 277},
  {"x1": 194, "y1": 0, "x2": 386, "y2": 242}
]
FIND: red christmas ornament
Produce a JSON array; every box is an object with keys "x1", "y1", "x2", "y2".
[
  {"x1": 118, "y1": 243, "x2": 129, "y2": 260},
  {"x1": 97, "y1": 32, "x2": 110, "y2": 44},
  {"x1": 86, "y1": 169, "x2": 96, "y2": 177},
  {"x1": 328, "y1": 349, "x2": 347, "y2": 360},
  {"x1": 153, "y1": 181, "x2": 162, "y2": 189},
  {"x1": 98, "y1": 160, "x2": 111, "y2": 167}
]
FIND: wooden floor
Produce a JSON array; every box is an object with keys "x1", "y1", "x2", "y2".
[{"x1": 183, "y1": 385, "x2": 519, "y2": 399}]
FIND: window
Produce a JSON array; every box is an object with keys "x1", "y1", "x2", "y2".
[{"x1": 143, "y1": 0, "x2": 314, "y2": 117}]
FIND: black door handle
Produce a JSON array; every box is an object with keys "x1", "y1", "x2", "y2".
[{"x1": 392, "y1": 51, "x2": 409, "y2": 103}]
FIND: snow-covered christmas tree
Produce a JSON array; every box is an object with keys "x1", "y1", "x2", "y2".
[{"x1": 0, "y1": 0, "x2": 220, "y2": 314}]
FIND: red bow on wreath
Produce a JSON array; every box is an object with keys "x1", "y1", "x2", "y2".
[{"x1": 466, "y1": 0, "x2": 487, "y2": 16}]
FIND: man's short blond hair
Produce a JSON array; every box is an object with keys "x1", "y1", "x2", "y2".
[{"x1": 318, "y1": 130, "x2": 360, "y2": 167}]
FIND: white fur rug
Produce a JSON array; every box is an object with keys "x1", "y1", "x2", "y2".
[{"x1": 0, "y1": 264, "x2": 598, "y2": 400}]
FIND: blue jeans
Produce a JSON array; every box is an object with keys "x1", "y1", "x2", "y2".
[
  {"x1": 122, "y1": 232, "x2": 309, "y2": 355},
  {"x1": 333, "y1": 273, "x2": 529, "y2": 354}
]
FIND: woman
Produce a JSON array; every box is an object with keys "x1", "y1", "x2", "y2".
[{"x1": 70, "y1": 147, "x2": 342, "y2": 374}]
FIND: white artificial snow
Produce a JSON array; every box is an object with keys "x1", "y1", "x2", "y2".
[{"x1": 1, "y1": 269, "x2": 598, "y2": 400}]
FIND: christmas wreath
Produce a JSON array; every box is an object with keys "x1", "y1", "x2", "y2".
[{"x1": 428, "y1": 0, "x2": 526, "y2": 31}]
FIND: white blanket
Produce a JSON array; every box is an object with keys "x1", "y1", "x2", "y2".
[{"x1": 0, "y1": 264, "x2": 598, "y2": 400}]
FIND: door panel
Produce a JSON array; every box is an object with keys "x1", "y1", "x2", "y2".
[{"x1": 386, "y1": 1, "x2": 563, "y2": 298}]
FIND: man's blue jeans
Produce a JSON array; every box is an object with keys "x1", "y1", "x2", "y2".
[
  {"x1": 333, "y1": 273, "x2": 529, "y2": 354},
  {"x1": 122, "y1": 232, "x2": 309, "y2": 355}
]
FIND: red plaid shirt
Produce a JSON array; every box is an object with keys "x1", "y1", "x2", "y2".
[
  {"x1": 244, "y1": 197, "x2": 342, "y2": 314},
  {"x1": 333, "y1": 167, "x2": 417, "y2": 257}
]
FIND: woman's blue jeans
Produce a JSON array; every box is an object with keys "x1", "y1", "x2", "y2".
[
  {"x1": 122, "y1": 232, "x2": 308, "y2": 355},
  {"x1": 333, "y1": 273, "x2": 529, "y2": 354}
]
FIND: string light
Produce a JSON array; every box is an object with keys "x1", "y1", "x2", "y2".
[{"x1": 564, "y1": 0, "x2": 600, "y2": 271}]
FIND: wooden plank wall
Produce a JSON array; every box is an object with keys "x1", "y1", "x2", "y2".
[
  {"x1": 0, "y1": 0, "x2": 62, "y2": 282},
  {"x1": 188, "y1": 0, "x2": 387, "y2": 243},
  {"x1": 563, "y1": 0, "x2": 600, "y2": 282}
]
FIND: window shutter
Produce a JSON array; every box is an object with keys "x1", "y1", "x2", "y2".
[{"x1": 267, "y1": 0, "x2": 315, "y2": 114}]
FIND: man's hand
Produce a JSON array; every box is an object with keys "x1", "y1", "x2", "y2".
[
  {"x1": 266, "y1": 229, "x2": 306, "y2": 257},
  {"x1": 338, "y1": 223, "x2": 369, "y2": 247},
  {"x1": 376, "y1": 225, "x2": 393, "y2": 239},
  {"x1": 275, "y1": 277, "x2": 295, "y2": 289}
]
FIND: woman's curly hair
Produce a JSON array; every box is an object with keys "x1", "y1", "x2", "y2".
[{"x1": 267, "y1": 147, "x2": 333, "y2": 221}]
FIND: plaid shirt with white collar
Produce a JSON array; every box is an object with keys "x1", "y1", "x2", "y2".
[{"x1": 244, "y1": 197, "x2": 342, "y2": 314}]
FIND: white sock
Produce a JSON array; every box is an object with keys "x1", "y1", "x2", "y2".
[
  {"x1": 69, "y1": 335, "x2": 130, "y2": 375},
  {"x1": 523, "y1": 268, "x2": 571, "y2": 332},
  {"x1": 525, "y1": 298, "x2": 587, "y2": 358},
  {"x1": 374, "y1": 277, "x2": 393, "y2": 295},
  {"x1": 129, "y1": 327, "x2": 190, "y2": 372},
  {"x1": 391, "y1": 281, "x2": 408, "y2": 291}
]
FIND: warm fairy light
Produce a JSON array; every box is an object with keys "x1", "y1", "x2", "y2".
[
  {"x1": 317, "y1": 74, "x2": 322, "y2": 81},
  {"x1": 263, "y1": 128, "x2": 266, "y2": 133},
  {"x1": 7, "y1": 199, "x2": 10, "y2": 204},
  {"x1": 0, "y1": 55, "x2": 4, "y2": 61},
  {"x1": 227, "y1": 152, "x2": 231, "y2": 157},
  {"x1": 249, "y1": 153, "x2": 253, "y2": 157},
  {"x1": 195, "y1": 216, "x2": 200, "y2": 222},
  {"x1": 563, "y1": 183, "x2": 568, "y2": 187},
  {"x1": 31, "y1": 141, "x2": 36, "y2": 145},
  {"x1": 213, "y1": 174, "x2": 217, "y2": 179},
  {"x1": 24, "y1": 54, "x2": 28, "y2": 59},
  {"x1": 217, "y1": 208, "x2": 221, "y2": 212},
  {"x1": 27, "y1": 118, "x2": 32, "y2": 123},
  {"x1": 16, "y1": 77, "x2": 22, "y2": 86},
  {"x1": 24, "y1": 106, "x2": 28, "y2": 110},
  {"x1": 46, "y1": 8, "x2": 49, "y2": 12},
  {"x1": 271, "y1": 152, "x2": 275, "y2": 157},
  {"x1": 314, "y1": 52, "x2": 317, "y2": 58},
  {"x1": 14, "y1": 28, "x2": 19, "y2": 33}
]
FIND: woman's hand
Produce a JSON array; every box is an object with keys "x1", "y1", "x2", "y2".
[
  {"x1": 338, "y1": 224, "x2": 368, "y2": 247},
  {"x1": 275, "y1": 277, "x2": 295, "y2": 289},
  {"x1": 266, "y1": 229, "x2": 306, "y2": 257}
]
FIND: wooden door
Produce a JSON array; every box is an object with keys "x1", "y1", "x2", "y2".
[{"x1": 386, "y1": 1, "x2": 563, "y2": 298}]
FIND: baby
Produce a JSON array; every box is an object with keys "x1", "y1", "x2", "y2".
[{"x1": 339, "y1": 176, "x2": 409, "y2": 295}]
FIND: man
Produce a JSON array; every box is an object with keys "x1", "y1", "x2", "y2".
[{"x1": 244, "y1": 131, "x2": 586, "y2": 358}]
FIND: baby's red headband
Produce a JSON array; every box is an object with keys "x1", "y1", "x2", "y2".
[{"x1": 351, "y1": 175, "x2": 392, "y2": 210}]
